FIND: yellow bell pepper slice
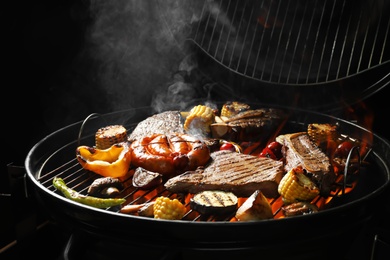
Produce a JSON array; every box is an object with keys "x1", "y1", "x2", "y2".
[{"x1": 76, "y1": 142, "x2": 132, "y2": 178}]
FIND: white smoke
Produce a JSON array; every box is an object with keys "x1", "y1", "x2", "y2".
[{"x1": 85, "y1": 0, "x2": 205, "y2": 112}]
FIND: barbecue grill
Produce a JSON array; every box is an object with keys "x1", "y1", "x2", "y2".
[
  {"x1": 4, "y1": 0, "x2": 390, "y2": 259},
  {"x1": 23, "y1": 103, "x2": 390, "y2": 259}
]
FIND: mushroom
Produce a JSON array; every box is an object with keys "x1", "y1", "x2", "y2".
[{"x1": 87, "y1": 177, "x2": 124, "y2": 198}]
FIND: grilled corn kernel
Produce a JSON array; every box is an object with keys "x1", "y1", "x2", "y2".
[
  {"x1": 95, "y1": 125, "x2": 128, "y2": 150},
  {"x1": 220, "y1": 101, "x2": 251, "y2": 118},
  {"x1": 278, "y1": 166, "x2": 320, "y2": 204},
  {"x1": 307, "y1": 123, "x2": 339, "y2": 147},
  {"x1": 153, "y1": 196, "x2": 187, "y2": 220},
  {"x1": 184, "y1": 105, "x2": 215, "y2": 134}
]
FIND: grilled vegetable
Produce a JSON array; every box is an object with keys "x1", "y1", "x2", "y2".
[
  {"x1": 153, "y1": 196, "x2": 187, "y2": 220},
  {"x1": 235, "y1": 190, "x2": 273, "y2": 221},
  {"x1": 95, "y1": 125, "x2": 128, "y2": 150},
  {"x1": 183, "y1": 105, "x2": 215, "y2": 135},
  {"x1": 53, "y1": 177, "x2": 125, "y2": 208},
  {"x1": 307, "y1": 123, "x2": 339, "y2": 147},
  {"x1": 220, "y1": 101, "x2": 251, "y2": 118},
  {"x1": 278, "y1": 166, "x2": 320, "y2": 204},
  {"x1": 190, "y1": 190, "x2": 238, "y2": 215},
  {"x1": 219, "y1": 140, "x2": 243, "y2": 153},
  {"x1": 87, "y1": 177, "x2": 123, "y2": 198},
  {"x1": 76, "y1": 141, "x2": 132, "y2": 178},
  {"x1": 119, "y1": 203, "x2": 147, "y2": 214},
  {"x1": 132, "y1": 167, "x2": 162, "y2": 190},
  {"x1": 281, "y1": 201, "x2": 319, "y2": 217},
  {"x1": 334, "y1": 141, "x2": 355, "y2": 158},
  {"x1": 138, "y1": 202, "x2": 155, "y2": 217}
]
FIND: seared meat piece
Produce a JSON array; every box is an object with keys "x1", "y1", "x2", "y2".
[
  {"x1": 276, "y1": 132, "x2": 336, "y2": 196},
  {"x1": 210, "y1": 108, "x2": 285, "y2": 142},
  {"x1": 164, "y1": 150, "x2": 284, "y2": 198},
  {"x1": 128, "y1": 111, "x2": 184, "y2": 142}
]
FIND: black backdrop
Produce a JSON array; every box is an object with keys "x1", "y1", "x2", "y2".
[{"x1": 4, "y1": 0, "x2": 389, "y2": 188}]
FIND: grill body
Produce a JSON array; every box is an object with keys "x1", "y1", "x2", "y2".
[{"x1": 25, "y1": 105, "x2": 390, "y2": 257}]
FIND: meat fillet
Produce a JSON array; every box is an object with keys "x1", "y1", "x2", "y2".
[
  {"x1": 128, "y1": 111, "x2": 184, "y2": 141},
  {"x1": 164, "y1": 150, "x2": 284, "y2": 198},
  {"x1": 276, "y1": 132, "x2": 336, "y2": 196}
]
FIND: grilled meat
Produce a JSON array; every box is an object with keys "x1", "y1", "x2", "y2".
[
  {"x1": 164, "y1": 150, "x2": 284, "y2": 198},
  {"x1": 130, "y1": 133, "x2": 211, "y2": 176},
  {"x1": 128, "y1": 111, "x2": 185, "y2": 142},
  {"x1": 210, "y1": 108, "x2": 285, "y2": 142},
  {"x1": 276, "y1": 132, "x2": 336, "y2": 196}
]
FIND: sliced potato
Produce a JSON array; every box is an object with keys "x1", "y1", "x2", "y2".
[{"x1": 235, "y1": 190, "x2": 273, "y2": 221}]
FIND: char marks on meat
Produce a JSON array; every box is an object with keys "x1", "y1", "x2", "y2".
[
  {"x1": 276, "y1": 132, "x2": 336, "y2": 196},
  {"x1": 128, "y1": 111, "x2": 184, "y2": 142},
  {"x1": 210, "y1": 108, "x2": 285, "y2": 142},
  {"x1": 164, "y1": 150, "x2": 284, "y2": 198}
]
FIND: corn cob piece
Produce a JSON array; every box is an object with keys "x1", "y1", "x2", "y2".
[
  {"x1": 220, "y1": 101, "x2": 251, "y2": 118},
  {"x1": 307, "y1": 123, "x2": 339, "y2": 147},
  {"x1": 183, "y1": 105, "x2": 215, "y2": 135},
  {"x1": 278, "y1": 166, "x2": 320, "y2": 204},
  {"x1": 153, "y1": 196, "x2": 187, "y2": 220},
  {"x1": 95, "y1": 125, "x2": 128, "y2": 150}
]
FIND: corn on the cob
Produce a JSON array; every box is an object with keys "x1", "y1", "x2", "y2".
[
  {"x1": 153, "y1": 196, "x2": 187, "y2": 220},
  {"x1": 220, "y1": 101, "x2": 250, "y2": 118},
  {"x1": 307, "y1": 123, "x2": 339, "y2": 147},
  {"x1": 278, "y1": 166, "x2": 320, "y2": 204},
  {"x1": 95, "y1": 125, "x2": 128, "y2": 150},
  {"x1": 183, "y1": 105, "x2": 215, "y2": 134}
]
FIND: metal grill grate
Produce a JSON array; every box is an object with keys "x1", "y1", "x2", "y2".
[
  {"x1": 37, "y1": 126, "x2": 364, "y2": 222},
  {"x1": 187, "y1": 0, "x2": 390, "y2": 85}
]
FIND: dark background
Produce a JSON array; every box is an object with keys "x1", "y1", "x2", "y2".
[
  {"x1": 4, "y1": 0, "x2": 390, "y2": 196},
  {"x1": 5, "y1": 0, "x2": 389, "y2": 171},
  {"x1": 4, "y1": 0, "x2": 389, "y2": 192}
]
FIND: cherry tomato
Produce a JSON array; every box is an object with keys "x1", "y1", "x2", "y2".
[
  {"x1": 334, "y1": 141, "x2": 355, "y2": 158},
  {"x1": 259, "y1": 147, "x2": 277, "y2": 160},
  {"x1": 267, "y1": 141, "x2": 283, "y2": 159},
  {"x1": 220, "y1": 143, "x2": 236, "y2": 152}
]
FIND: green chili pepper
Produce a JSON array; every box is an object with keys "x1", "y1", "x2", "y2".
[{"x1": 52, "y1": 177, "x2": 126, "y2": 208}]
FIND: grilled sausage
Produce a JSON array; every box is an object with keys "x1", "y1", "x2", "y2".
[{"x1": 130, "y1": 133, "x2": 211, "y2": 176}]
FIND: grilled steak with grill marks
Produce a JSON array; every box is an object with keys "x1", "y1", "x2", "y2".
[
  {"x1": 210, "y1": 108, "x2": 285, "y2": 142},
  {"x1": 164, "y1": 150, "x2": 284, "y2": 198},
  {"x1": 276, "y1": 132, "x2": 336, "y2": 196}
]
